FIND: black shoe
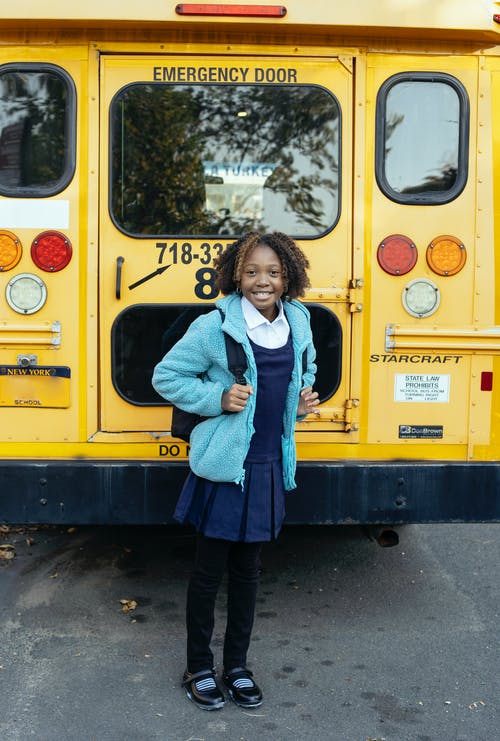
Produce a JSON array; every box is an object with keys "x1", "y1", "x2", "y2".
[
  {"x1": 182, "y1": 669, "x2": 225, "y2": 711},
  {"x1": 222, "y1": 666, "x2": 263, "y2": 708}
]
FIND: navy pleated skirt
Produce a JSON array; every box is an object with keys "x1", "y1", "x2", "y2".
[{"x1": 173, "y1": 335, "x2": 294, "y2": 543}]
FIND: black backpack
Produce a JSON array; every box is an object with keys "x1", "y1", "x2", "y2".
[{"x1": 170, "y1": 309, "x2": 247, "y2": 442}]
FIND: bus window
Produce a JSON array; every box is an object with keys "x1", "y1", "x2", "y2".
[
  {"x1": 0, "y1": 64, "x2": 76, "y2": 196},
  {"x1": 305, "y1": 303, "x2": 342, "y2": 402},
  {"x1": 112, "y1": 304, "x2": 215, "y2": 405},
  {"x1": 110, "y1": 84, "x2": 340, "y2": 238},
  {"x1": 112, "y1": 303, "x2": 342, "y2": 405},
  {"x1": 375, "y1": 72, "x2": 469, "y2": 205}
]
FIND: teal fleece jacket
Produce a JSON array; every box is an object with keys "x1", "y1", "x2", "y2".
[{"x1": 152, "y1": 292, "x2": 316, "y2": 489}]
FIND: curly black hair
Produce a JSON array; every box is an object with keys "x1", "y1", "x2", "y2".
[{"x1": 214, "y1": 231, "x2": 311, "y2": 300}]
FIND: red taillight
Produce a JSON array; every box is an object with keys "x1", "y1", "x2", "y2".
[
  {"x1": 377, "y1": 234, "x2": 417, "y2": 276},
  {"x1": 481, "y1": 372, "x2": 493, "y2": 391},
  {"x1": 31, "y1": 231, "x2": 72, "y2": 272},
  {"x1": 175, "y1": 4, "x2": 287, "y2": 17}
]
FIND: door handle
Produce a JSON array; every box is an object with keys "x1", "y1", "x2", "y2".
[{"x1": 116, "y1": 256, "x2": 125, "y2": 299}]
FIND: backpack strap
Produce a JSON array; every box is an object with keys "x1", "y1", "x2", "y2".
[{"x1": 218, "y1": 308, "x2": 247, "y2": 385}]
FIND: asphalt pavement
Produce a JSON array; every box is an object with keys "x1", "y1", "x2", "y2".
[{"x1": 0, "y1": 522, "x2": 499, "y2": 740}]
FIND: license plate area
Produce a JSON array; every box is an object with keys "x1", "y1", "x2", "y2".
[{"x1": 0, "y1": 365, "x2": 71, "y2": 408}]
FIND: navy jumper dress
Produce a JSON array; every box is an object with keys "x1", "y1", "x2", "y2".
[{"x1": 173, "y1": 334, "x2": 295, "y2": 542}]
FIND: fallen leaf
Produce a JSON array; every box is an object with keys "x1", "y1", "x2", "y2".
[
  {"x1": 469, "y1": 700, "x2": 486, "y2": 710},
  {"x1": 0, "y1": 544, "x2": 15, "y2": 560},
  {"x1": 119, "y1": 599, "x2": 138, "y2": 613}
]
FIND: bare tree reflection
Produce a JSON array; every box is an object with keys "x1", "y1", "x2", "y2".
[
  {"x1": 0, "y1": 72, "x2": 67, "y2": 189},
  {"x1": 401, "y1": 165, "x2": 457, "y2": 193},
  {"x1": 111, "y1": 84, "x2": 339, "y2": 236}
]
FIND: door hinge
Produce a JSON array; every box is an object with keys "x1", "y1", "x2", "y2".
[
  {"x1": 303, "y1": 399, "x2": 359, "y2": 432},
  {"x1": 344, "y1": 398, "x2": 360, "y2": 432},
  {"x1": 348, "y1": 278, "x2": 363, "y2": 313}
]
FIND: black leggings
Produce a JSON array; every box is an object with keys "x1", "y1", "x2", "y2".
[{"x1": 186, "y1": 535, "x2": 263, "y2": 673}]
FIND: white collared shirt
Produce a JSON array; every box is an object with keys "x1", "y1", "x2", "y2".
[{"x1": 241, "y1": 295, "x2": 290, "y2": 349}]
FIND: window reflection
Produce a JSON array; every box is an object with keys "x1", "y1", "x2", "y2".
[
  {"x1": 110, "y1": 84, "x2": 340, "y2": 237},
  {"x1": 376, "y1": 74, "x2": 468, "y2": 204},
  {"x1": 0, "y1": 66, "x2": 73, "y2": 195}
]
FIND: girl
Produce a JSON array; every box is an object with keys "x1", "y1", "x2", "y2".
[{"x1": 152, "y1": 231, "x2": 318, "y2": 711}]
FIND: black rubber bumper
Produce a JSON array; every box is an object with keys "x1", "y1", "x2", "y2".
[{"x1": 1, "y1": 460, "x2": 499, "y2": 525}]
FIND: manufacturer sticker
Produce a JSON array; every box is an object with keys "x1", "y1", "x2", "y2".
[
  {"x1": 394, "y1": 374, "x2": 450, "y2": 403},
  {"x1": 399, "y1": 425, "x2": 443, "y2": 439}
]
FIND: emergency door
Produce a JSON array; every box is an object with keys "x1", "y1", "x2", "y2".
[{"x1": 99, "y1": 54, "x2": 353, "y2": 434}]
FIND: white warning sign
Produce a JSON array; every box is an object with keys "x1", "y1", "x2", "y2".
[{"x1": 394, "y1": 374, "x2": 450, "y2": 403}]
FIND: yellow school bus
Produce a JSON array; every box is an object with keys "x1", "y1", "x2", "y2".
[{"x1": 0, "y1": 1, "x2": 499, "y2": 526}]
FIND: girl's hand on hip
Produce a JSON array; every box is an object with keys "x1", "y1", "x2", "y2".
[
  {"x1": 222, "y1": 383, "x2": 254, "y2": 412},
  {"x1": 297, "y1": 386, "x2": 319, "y2": 417}
]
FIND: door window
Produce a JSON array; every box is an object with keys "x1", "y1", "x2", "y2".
[
  {"x1": 112, "y1": 303, "x2": 342, "y2": 405},
  {"x1": 375, "y1": 72, "x2": 469, "y2": 204},
  {"x1": 110, "y1": 83, "x2": 340, "y2": 237}
]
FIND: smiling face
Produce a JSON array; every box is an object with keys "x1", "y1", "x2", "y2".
[{"x1": 239, "y1": 243, "x2": 285, "y2": 322}]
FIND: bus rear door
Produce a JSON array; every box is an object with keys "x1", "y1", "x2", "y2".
[{"x1": 98, "y1": 52, "x2": 356, "y2": 443}]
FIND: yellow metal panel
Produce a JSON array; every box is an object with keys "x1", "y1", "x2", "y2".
[
  {"x1": 0, "y1": 28, "x2": 499, "y2": 466},
  {"x1": 0, "y1": 0, "x2": 498, "y2": 39},
  {"x1": 363, "y1": 54, "x2": 489, "y2": 448},
  {"x1": 0, "y1": 48, "x2": 90, "y2": 442},
  {"x1": 477, "y1": 55, "x2": 500, "y2": 457}
]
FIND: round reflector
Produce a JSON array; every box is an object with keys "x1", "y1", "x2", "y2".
[
  {"x1": 377, "y1": 234, "x2": 417, "y2": 276},
  {"x1": 6, "y1": 273, "x2": 47, "y2": 315},
  {"x1": 402, "y1": 278, "x2": 440, "y2": 318},
  {"x1": 31, "y1": 231, "x2": 72, "y2": 272},
  {"x1": 0, "y1": 230, "x2": 22, "y2": 272},
  {"x1": 426, "y1": 234, "x2": 466, "y2": 276}
]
